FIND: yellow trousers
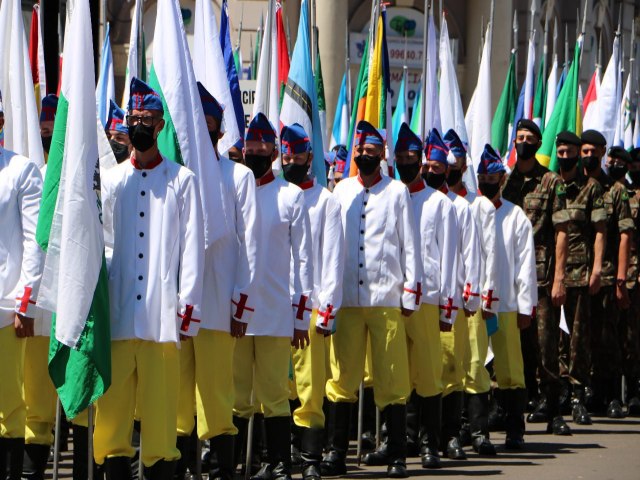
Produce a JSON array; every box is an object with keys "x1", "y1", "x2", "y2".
[
  {"x1": 291, "y1": 311, "x2": 326, "y2": 429},
  {"x1": 441, "y1": 315, "x2": 467, "y2": 397},
  {"x1": 94, "y1": 340, "x2": 180, "y2": 467},
  {"x1": 491, "y1": 312, "x2": 526, "y2": 389},
  {"x1": 176, "y1": 331, "x2": 238, "y2": 439},
  {"x1": 233, "y1": 336, "x2": 291, "y2": 419},
  {"x1": 405, "y1": 304, "x2": 443, "y2": 398},
  {"x1": 326, "y1": 307, "x2": 410, "y2": 409},
  {"x1": 462, "y1": 311, "x2": 491, "y2": 394},
  {"x1": 0, "y1": 325, "x2": 25, "y2": 438},
  {"x1": 24, "y1": 336, "x2": 57, "y2": 445}
]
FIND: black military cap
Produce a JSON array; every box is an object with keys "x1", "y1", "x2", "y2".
[
  {"x1": 515, "y1": 118, "x2": 542, "y2": 140},
  {"x1": 581, "y1": 129, "x2": 607, "y2": 147},
  {"x1": 608, "y1": 146, "x2": 632, "y2": 163},
  {"x1": 630, "y1": 148, "x2": 640, "y2": 163},
  {"x1": 555, "y1": 131, "x2": 581, "y2": 147}
]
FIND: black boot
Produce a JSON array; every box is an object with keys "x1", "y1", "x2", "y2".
[
  {"x1": 527, "y1": 396, "x2": 549, "y2": 423},
  {"x1": 1, "y1": 438, "x2": 25, "y2": 480},
  {"x1": 418, "y1": 395, "x2": 441, "y2": 469},
  {"x1": 144, "y1": 460, "x2": 177, "y2": 480},
  {"x1": 362, "y1": 408, "x2": 388, "y2": 466},
  {"x1": 385, "y1": 404, "x2": 408, "y2": 478},
  {"x1": 543, "y1": 389, "x2": 571, "y2": 436},
  {"x1": 72, "y1": 425, "x2": 102, "y2": 480},
  {"x1": 175, "y1": 432, "x2": 198, "y2": 478},
  {"x1": 22, "y1": 443, "x2": 50, "y2": 479},
  {"x1": 441, "y1": 391, "x2": 466, "y2": 460},
  {"x1": 571, "y1": 386, "x2": 592, "y2": 425},
  {"x1": 405, "y1": 392, "x2": 420, "y2": 457},
  {"x1": 467, "y1": 393, "x2": 496, "y2": 456},
  {"x1": 487, "y1": 389, "x2": 505, "y2": 432},
  {"x1": 359, "y1": 387, "x2": 377, "y2": 450},
  {"x1": 251, "y1": 416, "x2": 292, "y2": 480},
  {"x1": 320, "y1": 402, "x2": 351, "y2": 476},
  {"x1": 504, "y1": 389, "x2": 527, "y2": 450},
  {"x1": 300, "y1": 428, "x2": 323, "y2": 480},
  {"x1": 104, "y1": 456, "x2": 132, "y2": 480},
  {"x1": 233, "y1": 415, "x2": 257, "y2": 474},
  {"x1": 209, "y1": 434, "x2": 236, "y2": 480},
  {"x1": 290, "y1": 422, "x2": 303, "y2": 467}
]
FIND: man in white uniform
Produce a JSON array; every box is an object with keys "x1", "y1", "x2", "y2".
[
  {"x1": 94, "y1": 78, "x2": 205, "y2": 479},
  {"x1": 233, "y1": 113, "x2": 313, "y2": 480},
  {"x1": 280, "y1": 123, "x2": 344, "y2": 480},
  {"x1": 0, "y1": 112, "x2": 43, "y2": 480},
  {"x1": 321, "y1": 120, "x2": 420, "y2": 479}
]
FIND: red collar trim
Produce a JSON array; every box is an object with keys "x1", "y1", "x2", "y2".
[
  {"x1": 357, "y1": 172, "x2": 383, "y2": 188},
  {"x1": 459, "y1": 186, "x2": 468, "y2": 198},
  {"x1": 439, "y1": 184, "x2": 449, "y2": 194},
  {"x1": 493, "y1": 199, "x2": 503, "y2": 209},
  {"x1": 131, "y1": 153, "x2": 163, "y2": 170},
  {"x1": 256, "y1": 170, "x2": 275, "y2": 186},
  {"x1": 299, "y1": 179, "x2": 315, "y2": 190},
  {"x1": 409, "y1": 179, "x2": 426, "y2": 194}
]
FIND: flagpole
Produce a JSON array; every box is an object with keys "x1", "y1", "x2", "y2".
[
  {"x1": 564, "y1": 23, "x2": 569, "y2": 69},
  {"x1": 513, "y1": 11, "x2": 519, "y2": 81},
  {"x1": 542, "y1": 9, "x2": 549, "y2": 79},
  {"x1": 345, "y1": 19, "x2": 352, "y2": 115},
  {"x1": 579, "y1": 0, "x2": 588, "y2": 68},
  {"x1": 479, "y1": 16, "x2": 484, "y2": 66},
  {"x1": 264, "y1": 0, "x2": 274, "y2": 118},
  {"x1": 489, "y1": 0, "x2": 495, "y2": 57},
  {"x1": 310, "y1": 0, "x2": 317, "y2": 73},
  {"x1": 420, "y1": 0, "x2": 429, "y2": 139}
]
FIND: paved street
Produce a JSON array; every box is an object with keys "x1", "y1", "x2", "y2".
[{"x1": 45, "y1": 414, "x2": 640, "y2": 479}]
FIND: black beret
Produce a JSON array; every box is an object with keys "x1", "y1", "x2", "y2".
[
  {"x1": 581, "y1": 129, "x2": 607, "y2": 147},
  {"x1": 608, "y1": 146, "x2": 632, "y2": 163},
  {"x1": 555, "y1": 131, "x2": 581, "y2": 147},
  {"x1": 630, "y1": 148, "x2": 640, "y2": 163},
  {"x1": 515, "y1": 118, "x2": 542, "y2": 140}
]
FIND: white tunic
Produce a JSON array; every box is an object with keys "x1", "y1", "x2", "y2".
[
  {"x1": 446, "y1": 188, "x2": 482, "y2": 313},
  {"x1": 408, "y1": 180, "x2": 459, "y2": 323},
  {"x1": 249, "y1": 172, "x2": 313, "y2": 337},
  {"x1": 334, "y1": 174, "x2": 421, "y2": 310},
  {"x1": 0, "y1": 147, "x2": 43, "y2": 327},
  {"x1": 102, "y1": 156, "x2": 204, "y2": 342},
  {"x1": 202, "y1": 156, "x2": 260, "y2": 331},
  {"x1": 295, "y1": 179, "x2": 344, "y2": 333},
  {"x1": 493, "y1": 199, "x2": 538, "y2": 314}
]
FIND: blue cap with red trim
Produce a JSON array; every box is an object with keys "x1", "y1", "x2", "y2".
[
  {"x1": 355, "y1": 120, "x2": 384, "y2": 146},
  {"x1": 477, "y1": 144, "x2": 506, "y2": 174},
  {"x1": 443, "y1": 129, "x2": 466, "y2": 158},
  {"x1": 128, "y1": 77, "x2": 164, "y2": 113},
  {"x1": 246, "y1": 112, "x2": 277, "y2": 144},
  {"x1": 197, "y1": 82, "x2": 224, "y2": 122},
  {"x1": 395, "y1": 122, "x2": 422, "y2": 153},
  {"x1": 424, "y1": 128, "x2": 449, "y2": 164},
  {"x1": 40, "y1": 94, "x2": 58, "y2": 122},
  {"x1": 280, "y1": 123, "x2": 311, "y2": 155},
  {"x1": 105, "y1": 100, "x2": 128, "y2": 135}
]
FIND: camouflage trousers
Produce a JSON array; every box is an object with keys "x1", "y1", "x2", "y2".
[
  {"x1": 619, "y1": 285, "x2": 640, "y2": 397},
  {"x1": 591, "y1": 286, "x2": 623, "y2": 401},
  {"x1": 534, "y1": 286, "x2": 562, "y2": 399},
  {"x1": 559, "y1": 287, "x2": 591, "y2": 386}
]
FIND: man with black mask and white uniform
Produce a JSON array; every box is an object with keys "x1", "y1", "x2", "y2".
[
  {"x1": 581, "y1": 131, "x2": 635, "y2": 419},
  {"x1": 555, "y1": 131, "x2": 606, "y2": 427},
  {"x1": 104, "y1": 100, "x2": 132, "y2": 164}
]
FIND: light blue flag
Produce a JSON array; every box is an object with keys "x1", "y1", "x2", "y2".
[
  {"x1": 410, "y1": 77, "x2": 423, "y2": 135},
  {"x1": 330, "y1": 73, "x2": 348, "y2": 149},
  {"x1": 96, "y1": 23, "x2": 115, "y2": 127},
  {"x1": 392, "y1": 69, "x2": 408, "y2": 147}
]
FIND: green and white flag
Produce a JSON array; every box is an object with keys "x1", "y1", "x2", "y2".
[{"x1": 35, "y1": 0, "x2": 111, "y2": 419}]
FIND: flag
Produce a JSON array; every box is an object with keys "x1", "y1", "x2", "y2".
[
  {"x1": 28, "y1": 3, "x2": 47, "y2": 109},
  {"x1": 122, "y1": 0, "x2": 145, "y2": 105},
  {"x1": 315, "y1": 45, "x2": 329, "y2": 151},
  {"x1": 615, "y1": 71, "x2": 633, "y2": 149},
  {"x1": 438, "y1": 14, "x2": 475, "y2": 190},
  {"x1": 193, "y1": 0, "x2": 240, "y2": 154},
  {"x1": 465, "y1": 23, "x2": 492, "y2": 182},
  {"x1": 0, "y1": 0, "x2": 45, "y2": 167},
  {"x1": 380, "y1": 6, "x2": 394, "y2": 169},
  {"x1": 422, "y1": 8, "x2": 441, "y2": 135},
  {"x1": 253, "y1": 14, "x2": 263, "y2": 80},
  {"x1": 544, "y1": 53, "x2": 558, "y2": 127},
  {"x1": 280, "y1": 0, "x2": 326, "y2": 186},
  {"x1": 252, "y1": 0, "x2": 279, "y2": 138},
  {"x1": 276, "y1": 0, "x2": 290, "y2": 103},
  {"x1": 491, "y1": 52, "x2": 518, "y2": 157},
  {"x1": 633, "y1": 105, "x2": 640, "y2": 148},
  {"x1": 150, "y1": 0, "x2": 231, "y2": 247},
  {"x1": 220, "y1": 0, "x2": 245, "y2": 140},
  {"x1": 96, "y1": 23, "x2": 115, "y2": 127},
  {"x1": 410, "y1": 77, "x2": 422, "y2": 135},
  {"x1": 523, "y1": 34, "x2": 536, "y2": 121},
  {"x1": 233, "y1": 46, "x2": 242, "y2": 79},
  {"x1": 536, "y1": 38, "x2": 582, "y2": 171},
  {"x1": 583, "y1": 36, "x2": 620, "y2": 145},
  {"x1": 533, "y1": 51, "x2": 546, "y2": 128},
  {"x1": 35, "y1": 0, "x2": 110, "y2": 419},
  {"x1": 582, "y1": 69, "x2": 600, "y2": 127},
  {"x1": 329, "y1": 72, "x2": 349, "y2": 149},
  {"x1": 392, "y1": 67, "x2": 409, "y2": 145}
]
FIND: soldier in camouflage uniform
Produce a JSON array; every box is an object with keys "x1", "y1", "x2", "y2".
[
  {"x1": 623, "y1": 148, "x2": 640, "y2": 416},
  {"x1": 581, "y1": 132, "x2": 635, "y2": 419},
  {"x1": 554, "y1": 131, "x2": 607, "y2": 426},
  {"x1": 502, "y1": 119, "x2": 571, "y2": 435}
]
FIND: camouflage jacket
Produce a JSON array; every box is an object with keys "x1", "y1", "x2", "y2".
[
  {"x1": 626, "y1": 183, "x2": 640, "y2": 288},
  {"x1": 596, "y1": 173, "x2": 635, "y2": 286},
  {"x1": 562, "y1": 174, "x2": 607, "y2": 288},
  {"x1": 503, "y1": 161, "x2": 569, "y2": 287}
]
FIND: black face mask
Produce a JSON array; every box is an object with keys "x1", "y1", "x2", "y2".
[
  {"x1": 446, "y1": 168, "x2": 463, "y2": 187},
  {"x1": 629, "y1": 170, "x2": 640, "y2": 185},
  {"x1": 582, "y1": 155, "x2": 601, "y2": 173},
  {"x1": 425, "y1": 171, "x2": 446, "y2": 190},
  {"x1": 244, "y1": 153, "x2": 273, "y2": 179},
  {"x1": 209, "y1": 130, "x2": 219, "y2": 149},
  {"x1": 129, "y1": 124, "x2": 156, "y2": 152},
  {"x1": 558, "y1": 155, "x2": 579, "y2": 172},
  {"x1": 354, "y1": 154, "x2": 381, "y2": 176},
  {"x1": 109, "y1": 140, "x2": 130, "y2": 163},
  {"x1": 396, "y1": 162, "x2": 421, "y2": 184},
  {"x1": 282, "y1": 162, "x2": 309, "y2": 185},
  {"x1": 608, "y1": 165, "x2": 628, "y2": 181},
  {"x1": 479, "y1": 181, "x2": 501, "y2": 199},
  {"x1": 516, "y1": 141, "x2": 539, "y2": 161},
  {"x1": 41, "y1": 135, "x2": 52, "y2": 154}
]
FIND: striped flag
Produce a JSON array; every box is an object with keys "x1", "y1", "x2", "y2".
[
  {"x1": 149, "y1": 0, "x2": 231, "y2": 247},
  {"x1": 28, "y1": 3, "x2": 47, "y2": 110},
  {"x1": 276, "y1": 0, "x2": 290, "y2": 104},
  {"x1": 532, "y1": 51, "x2": 546, "y2": 129},
  {"x1": 96, "y1": 23, "x2": 115, "y2": 127},
  {"x1": 544, "y1": 53, "x2": 559, "y2": 127},
  {"x1": 522, "y1": 34, "x2": 536, "y2": 121},
  {"x1": 220, "y1": 0, "x2": 245, "y2": 140},
  {"x1": 280, "y1": 0, "x2": 326, "y2": 186},
  {"x1": 35, "y1": 0, "x2": 111, "y2": 418},
  {"x1": 582, "y1": 69, "x2": 600, "y2": 127}
]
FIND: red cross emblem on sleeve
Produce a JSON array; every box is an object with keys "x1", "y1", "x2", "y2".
[
  {"x1": 232, "y1": 293, "x2": 255, "y2": 321},
  {"x1": 482, "y1": 290, "x2": 499, "y2": 310},
  {"x1": 404, "y1": 282, "x2": 423, "y2": 305},
  {"x1": 318, "y1": 305, "x2": 335, "y2": 327},
  {"x1": 16, "y1": 287, "x2": 35, "y2": 314},
  {"x1": 439, "y1": 298, "x2": 458, "y2": 320},
  {"x1": 178, "y1": 305, "x2": 200, "y2": 332},
  {"x1": 463, "y1": 283, "x2": 480, "y2": 303},
  {"x1": 293, "y1": 295, "x2": 312, "y2": 320}
]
